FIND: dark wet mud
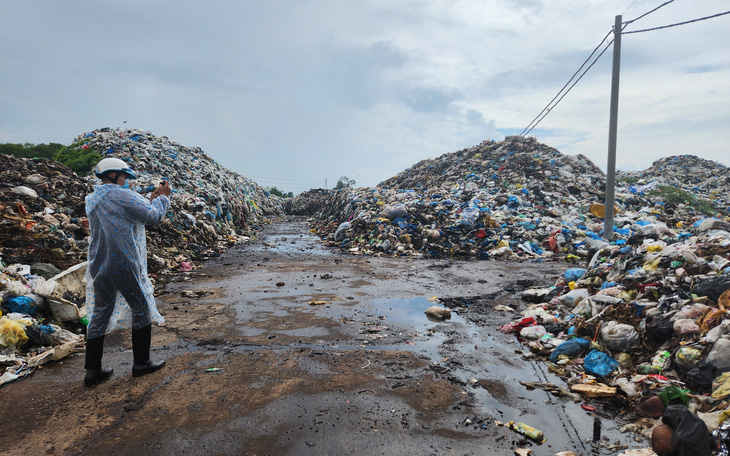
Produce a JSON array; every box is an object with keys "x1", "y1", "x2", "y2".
[{"x1": 0, "y1": 217, "x2": 646, "y2": 455}]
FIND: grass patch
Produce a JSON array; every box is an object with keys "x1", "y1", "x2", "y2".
[
  {"x1": 646, "y1": 185, "x2": 716, "y2": 215},
  {"x1": 616, "y1": 175, "x2": 640, "y2": 184}
]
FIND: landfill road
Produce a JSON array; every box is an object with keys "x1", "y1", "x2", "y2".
[{"x1": 0, "y1": 218, "x2": 645, "y2": 456}]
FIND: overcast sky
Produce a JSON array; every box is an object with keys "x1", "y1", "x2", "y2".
[{"x1": 1, "y1": 0, "x2": 728, "y2": 194}]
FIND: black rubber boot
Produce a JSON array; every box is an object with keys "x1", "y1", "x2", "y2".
[
  {"x1": 84, "y1": 336, "x2": 113, "y2": 386},
  {"x1": 85, "y1": 368, "x2": 114, "y2": 387},
  {"x1": 132, "y1": 324, "x2": 165, "y2": 377}
]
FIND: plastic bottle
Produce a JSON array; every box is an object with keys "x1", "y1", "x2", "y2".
[{"x1": 508, "y1": 421, "x2": 544, "y2": 441}]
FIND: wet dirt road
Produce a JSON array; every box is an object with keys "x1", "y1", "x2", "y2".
[{"x1": 1, "y1": 219, "x2": 644, "y2": 455}]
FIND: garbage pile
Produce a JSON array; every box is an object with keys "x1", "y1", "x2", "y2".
[
  {"x1": 283, "y1": 189, "x2": 336, "y2": 216},
  {"x1": 495, "y1": 217, "x2": 730, "y2": 452},
  {"x1": 617, "y1": 155, "x2": 730, "y2": 214},
  {"x1": 1, "y1": 127, "x2": 284, "y2": 386},
  {"x1": 71, "y1": 127, "x2": 284, "y2": 271},
  {"x1": 299, "y1": 136, "x2": 728, "y2": 261},
  {"x1": 0, "y1": 262, "x2": 87, "y2": 386},
  {"x1": 1, "y1": 153, "x2": 92, "y2": 271}
]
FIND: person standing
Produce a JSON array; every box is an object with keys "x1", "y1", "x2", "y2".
[{"x1": 83, "y1": 157, "x2": 171, "y2": 386}]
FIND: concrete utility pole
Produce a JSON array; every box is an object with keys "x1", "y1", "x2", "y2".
[{"x1": 604, "y1": 15, "x2": 622, "y2": 240}]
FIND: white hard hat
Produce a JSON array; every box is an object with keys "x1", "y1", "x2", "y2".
[{"x1": 94, "y1": 157, "x2": 137, "y2": 179}]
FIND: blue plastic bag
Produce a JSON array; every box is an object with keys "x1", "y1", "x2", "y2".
[
  {"x1": 550, "y1": 337, "x2": 591, "y2": 362},
  {"x1": 564, "y1": 268, "x2": 587, "y2": 281},
  {"x1": 1, "y1": 296, "x2": 39, "y2": 316},
  {"x1": 583, "y1": 349, "x2": 619, "y2": 377}
]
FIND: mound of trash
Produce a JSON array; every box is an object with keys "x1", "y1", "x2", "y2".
[
  {"x1": 1, "y1": 127, "x2": 284, "y2": 386},
  {"x1": 1, "y1": 154, "x2": 92, "y2": 272},
  {"x1": 283, "y1": 188, "x2": 337, "y2": 216},
  {"x1": 619, "y1": 155, "x2": 730, "y2": 207},
  {"x1": 295, "y1": 136, "x2": 728, "y2": 263},
  {"x1": 71, "y1": 127, "x2": 283, "y2": 270},
  {"x1": 493, "y1": 217, "x2": 730, "y2": 451}
]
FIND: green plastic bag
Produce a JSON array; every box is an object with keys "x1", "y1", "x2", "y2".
[{"x1": 658, "y1": 385, "x2": 690, "y2": 406}]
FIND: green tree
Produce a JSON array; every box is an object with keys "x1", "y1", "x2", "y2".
[
  {"x1": 268, "y1": 186, "x2": 293, "y2": 198},
  {"x1": 0, "y1": 142, "x2": 66, "y2": 160},
  {"x1": 54, "y1": 145, "x2": 103, "y2": 175},
  {"x1": 334, "y1": 176, "x2": 356, "y2": 189}
]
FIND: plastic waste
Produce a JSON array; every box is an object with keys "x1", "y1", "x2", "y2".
[
  {"x1": 563, "y1": 268, "x2": 587, "y2": 281},
  {"x1": 658, "y1": 385, "x2": 690, "y2": 406},
  {"x1": 615, "y1": 377, "x2": 638, "y2": 397},
  {"x1": 334, "y1": 221, "x2": 351, "y2": 241},
  {"x1": 549, "y1": 337, "x2": 590, "y2": 362},
  {"x1": 520, "y1": 325, "x2": 547, "y2": 340},
  {"x1": 599, "y1": 321, "x2": 639, "y2": 352},
  {"x1": 424, "y1": 306, "x2": 451, "y2": 320},
  {"x1": 583, "y1": 349, "x2": 620, "y2": 377},
  {"x1": 638, "y1": 350, "x2": 671, "y2": 374},
  {"x1": 705, "y1": 337, "x2": 730, "y2": 372},
  {"x1": 700, "y1": 307, "x2": 725, "y2": 332},
  {"x1": 1, "y1": 296, "x2": 39, "y2": 316},
  {"x1": 694, "y1": 275, "x2": 730, "y2": 301},
  {"x1": 559, "y1": 288, "x2": 590, "y2": 307},
  {"x1": 673, "y1": 319, "x2": 701, "y2": 335},
  {"x1": 706, "y1": 320, "x2": 730, "y2": 343},
  {"x1": 674, "y1": 346, "x2": 703, "y2": 371},
  {"x1": 661, "y1": 404, "x2": 713, "y2": 456},
  {"x1": 508, "y1": 421, "x2": 544, "y2": 441},
  {"x1": 0, "y1": 316, "x2": 29, "y2": 347},
  {"x1": 712, "y1": 372, "x2": 730, "y2": 400}
]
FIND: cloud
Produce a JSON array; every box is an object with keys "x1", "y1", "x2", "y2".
[{"x1": 0, "y1": 0, "x2": 728, "y2": 194}]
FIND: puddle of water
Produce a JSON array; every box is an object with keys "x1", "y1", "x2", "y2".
[
  {"x1": 246, "y1": 231, "x2": 333, "y2": 256},
  {"x1": 354, "y1": 297, "x2": 642, "y2": 455}
]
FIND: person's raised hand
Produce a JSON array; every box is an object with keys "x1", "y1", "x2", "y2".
[{"x1": 158, "y1": 181, "x2": 172, "y2": 197}]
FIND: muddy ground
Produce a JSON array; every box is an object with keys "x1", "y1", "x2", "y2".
[{"x1": 1, "y1": 218, "x2": 647, "y2": 455}]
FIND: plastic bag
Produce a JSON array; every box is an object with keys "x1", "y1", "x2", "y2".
[
  {"x1": 559, "y1": 288, "x2": 590, "y2": 307},
  {"x1": 520, "y1": 325, "x2": 547, "y2": 340},
  {"x1": 563, "y1": 268, "x2": 586, "y2": 281},
  {"x1": 687, "y1": 360, "x2": 723, "y2": 389},
  {"x1": 381, "y1": 204, "x2": 407, "y2": 220},
  {"x1": 673, "y1": 319, "x2": 701, "y2": 335},
  {"x1": 658, "y1": 385, "x2": 690, "y2": 406},
  {"x1": 600, "y1": 321, "x2": 639, "y2": 352},
  {"x1": 1, "y1": 296, "x2": 39, "y2": 316},
  {"x1": 706, "y1": 338, "x2": 730, "y2": 371},
  {"x1": 662, "y1": 404, "x2": 713, "y2": 456},
  {"x1": 583, "y1": 349, "x2": 619, "y2": 377},
  {"x1": 3, "y1": 281, "x2": 31, "y2": 296},
  {"x1": 674, "y1": 346, "x2": 703, "y2": 371},
  {"x1": 639, "y1": 350, "x2": 671, "y2": 374},
  {"x1": 706, "y1": 320, "x2": 730, "y2": 343},
  {"x1": 694, "y1": 275, "x2": 730, "y2": 302},
  {"x1": 334, "y1": 221, "x2": 351, "y2": 241},
  {"x1": 549, "y1": 337, "x2": 590, "y2": 362},
  {"x1": 0, "y1": 316, "x2": 29, "y2": 347},
  {"x1": 675, "y1": 303, "x2": 709, "y2": 320},
  {"x1": 699, "y1": 307, "x2": 725, "y2": 332},
  {"x1": 498, "y1": 317, "x2": 535, "y2": 334},
  {"x1": 712, "y1": 372, "x2": 730, "y2": 400},
  {"x1": 646, "y1": 316, "x2": 675, "y2": 343},
  {"x1": 459, "y1": 207, "x2": 480, "y2": 224}
]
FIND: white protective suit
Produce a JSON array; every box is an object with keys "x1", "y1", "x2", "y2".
[{"x1": 84, "y1": 184, "x2": 170, "y2": 338}]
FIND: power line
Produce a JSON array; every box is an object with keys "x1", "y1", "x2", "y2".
[
  {"x1": 520, "y1": 1, "x2": 724, "y2": 136},
  {"x1": 519, "y1": 29, "x2": 613, "y2": 136},
  {"x1": 622, "y1": 0, "x2": 639, "y2": 16},
  {"x1": 624, "y1": 10, "x2": 730, "y2": 34},
  {"x1": 523, "y1": 37, "x2": 614, "y2": 137},
  {"x1": 623, "y1": 0, "x2": 674, "y2": 25}
]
